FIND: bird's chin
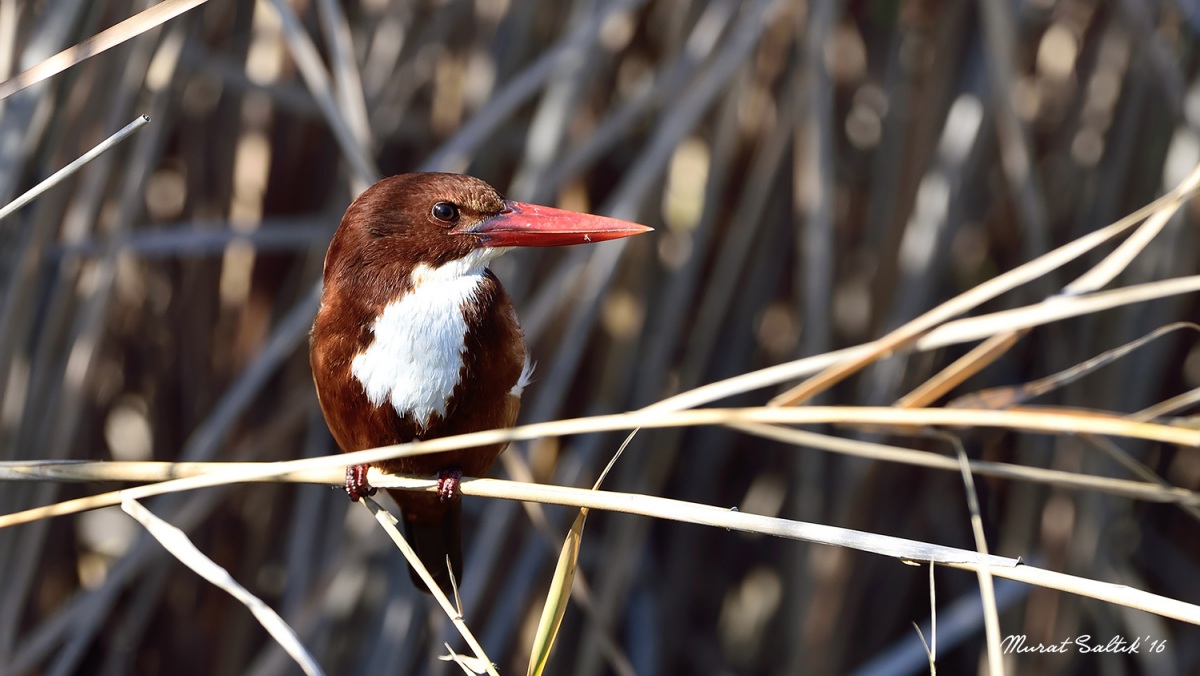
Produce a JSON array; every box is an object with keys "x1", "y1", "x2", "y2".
[
  {"x1": 471, "y1": 244, "x2": 510, "y2": 264},
  {"x1": 438, "y1": 246, "x2": 509, "y2": 279}
]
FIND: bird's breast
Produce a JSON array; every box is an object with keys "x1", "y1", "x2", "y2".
[
  {"x1": 311, "y1": 255, "x2": 528, "y2": 469},
  {"x1": 350, "y1": 264, "x2": 486, "y2": 429}
]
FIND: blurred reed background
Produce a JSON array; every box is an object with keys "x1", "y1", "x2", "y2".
[{"x1": 2, "y1": 0, "x2": 1199, "y2": 674}]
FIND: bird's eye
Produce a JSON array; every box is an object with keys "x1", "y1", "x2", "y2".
[{"x1": 431, "y1": 201, "x2": 459, "y2": 223}]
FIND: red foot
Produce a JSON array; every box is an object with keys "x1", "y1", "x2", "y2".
[
  {"x1": 345, "y1": 465, "x2": 377, "y2": 502},
  {"x1": 437, "y1": 469, "x2": 462, "y2": 502}
]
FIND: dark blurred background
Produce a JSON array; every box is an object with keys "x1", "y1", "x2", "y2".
[{"x1": 2, "y1": 0, "x2": 1200, "y2": 674}]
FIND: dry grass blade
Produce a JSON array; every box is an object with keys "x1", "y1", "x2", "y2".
[
  {"x1": 10, "y1": 460, "x2": 1025, "y2": 566},
  {"x1": 895, "y1": 331, "x2": 1025, "y2": 408},
  {"x1": 647, "y1": 268, "x2": 1200, "y2": 416},
  {"x1": 7, "y1": 460, "x2": 1200, "y2": 626},
  {"x1": 901, "y1": 192, "x2": 1197, "y2": 409},
  {"x1": 3, "y1": 405, "x2": 1199, "y2": 528},
  {"x1": 0, "y1": 114, "x2": 149, "y2": 222},
  {"x1": 769, "y1": 159, "x2": 1200, "y2": 407},
  {"x1": 926, "y1": 563, "x2": 937, "y2": 673},
  {"x1": 947, "y1": 434, "x2": 1003, "y2": 676},
  {"x1": 10, "y1": 435, "x2": 1200, "y2": 509},
  {"x1": 1081, "y1": 433, "x2": 1200, "y2": 525},
  {"x1": 919, "y1": 276, "x2": 1200, "y2": 346},
  {"x1": 1064, "y1": 185, "x2": 1184, "y2": 293},
  {"x1": 0, "y1": 0, "x2": 209, "y2": 100},
  {"x1": 439, "y1": 645, "x2": 493, "y2": 675},
  {"x1": 1135, "y1": 388, "x2": 1200, "y2": 421},
  {"x1": 12, "y1": 457, "x2": 1007, "y2": 564},
  {"x1": 947, "y1": 323, "x2": 1200, "y2": 409},
  {"x1": 727, "y1": 424, "x2": 1200, "y2": 507},
  {"x1": 937, "y1": 561, "x2": 1200, "y2": 625},
  {"x1": 913, "y1": 620, "x2": 936, "y2": 676},
  {"x1": 360, "y1": 496, "x2": 499, "y2": 676},
  {"x1": 120, "y1": 497, "x2": 323, "y2": 676}
]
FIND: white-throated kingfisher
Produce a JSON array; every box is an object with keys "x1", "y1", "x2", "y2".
[{"x1": 310, "y1": 173, "x2": 650, "y2": 594}]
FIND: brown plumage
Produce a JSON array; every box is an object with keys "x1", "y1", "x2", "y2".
[{"x1": 310, "y1": 173, "x2": 649, "y2": 593}]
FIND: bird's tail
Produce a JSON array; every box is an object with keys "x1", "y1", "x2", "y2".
[{"x1": 398, "y1": 494, "x2": 463, "y2": 596}]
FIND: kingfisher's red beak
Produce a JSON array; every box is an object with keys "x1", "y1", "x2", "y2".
[{"x1": 464, "y1": 200, "x2": 652, "y2": 248}]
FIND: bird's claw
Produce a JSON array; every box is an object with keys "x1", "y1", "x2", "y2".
[
  {"x1": 437, "y1": 469, "x2": 462, "y2": 502},
  {"x1": 345, "y1": 465, "x2": 377, "y2": 501}
]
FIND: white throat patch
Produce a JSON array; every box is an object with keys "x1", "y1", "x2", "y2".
[{"x1": 351, "y1": 248, "x2": 501, "y2": 429}]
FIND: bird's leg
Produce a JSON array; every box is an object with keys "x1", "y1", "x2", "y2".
[
  {"x1": 345, "y1": 465, "x2": 377, "y2": 501},
  {"x1": 436, "y1": 469, "x2": 462, "y2": 502}
]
